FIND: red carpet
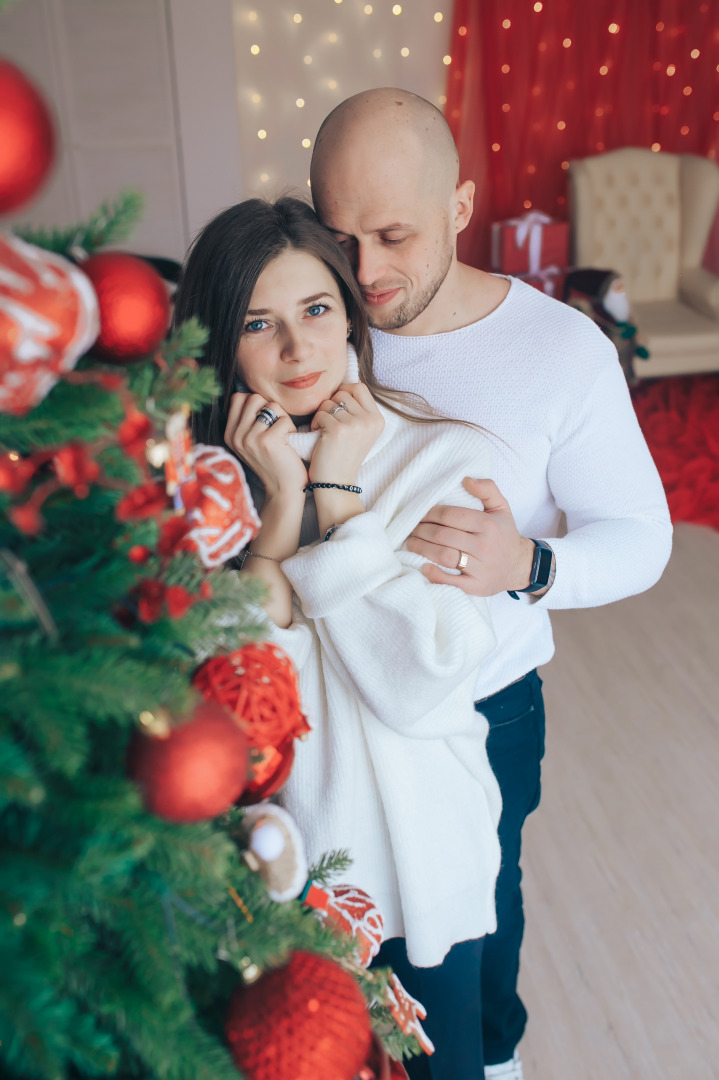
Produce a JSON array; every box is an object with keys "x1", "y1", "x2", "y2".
[{"x1": 632, "y1": 374, "x2": 719, "y2": 532}]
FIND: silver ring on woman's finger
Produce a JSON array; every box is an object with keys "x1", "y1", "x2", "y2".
[
  {"x1": 456, "y1": 550, "x2": 469, "y2": 571},
  {"x1": 330, "y1": 401, "x2": 348, "y2": 417},
  {"x1": 256, "y1": 407, "x2": 279, "y2": 427}
]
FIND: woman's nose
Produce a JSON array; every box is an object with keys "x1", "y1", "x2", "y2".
[{"x1": 280, "y1": 326, "x2": 310, "y2": 363}]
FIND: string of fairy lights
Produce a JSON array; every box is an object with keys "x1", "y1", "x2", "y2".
[{"x1": 232, "y1": 0, "x2": 452, "y2": 196}]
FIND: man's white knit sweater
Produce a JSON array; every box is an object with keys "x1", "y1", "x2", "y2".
[
  {"x1": 371, "y1": 277, "x2": 673, "y2": 701},
  {"x1": 265, "y1": 406, "x2": 502, "y2": 969}
]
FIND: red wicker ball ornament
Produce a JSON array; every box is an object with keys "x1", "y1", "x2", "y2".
[
  {"x1": 194, "y1": 642, "x2": 309, "y2": 803},
  {"x1": 225, "y1": 950, "x2": 372, "y2": 1080},
  {"x1": 128, "y1": 700, "x2": 249, "y2": 822},
  {"x1": 0, "y1": 60, "x2": 56, "y2": 213},
  {"x1": 82, "y1": 252, "x2": 170, "y2": 361}
]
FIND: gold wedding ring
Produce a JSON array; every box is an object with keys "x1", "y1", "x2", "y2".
[{"x1": 456, "y1": 550, "x2": 469, "y2": 571}]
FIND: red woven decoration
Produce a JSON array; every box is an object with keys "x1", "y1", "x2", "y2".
[
  {"x1": 194, "y1": 642, "x2": 309, "y2": 749},
  {"x1": 225, "y1": 950, "x2": 372, "y2": 1080}
]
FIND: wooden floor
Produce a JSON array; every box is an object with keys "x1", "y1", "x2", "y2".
[{"x1": 518, "y1": 522, "x2": 719, "y2": 1080}]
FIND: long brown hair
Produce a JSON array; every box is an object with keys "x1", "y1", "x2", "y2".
[{"x1": 174, "y1": 196, "x2": 480, "y2": 443}]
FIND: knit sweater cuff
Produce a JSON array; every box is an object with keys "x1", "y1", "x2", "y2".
[{"x1": 281, "y1": 512, "x2": 399, "y2": 619}]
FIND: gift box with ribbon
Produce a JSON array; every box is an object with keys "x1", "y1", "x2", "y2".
[{"x1": 490, "y1": 211, "x2": 570, "y2": 276}]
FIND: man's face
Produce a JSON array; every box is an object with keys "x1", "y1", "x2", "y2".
[{"x1": 314, "y1": 179, "x2": 454, "y2": 332}]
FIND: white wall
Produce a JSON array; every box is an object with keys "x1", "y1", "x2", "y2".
[
  {"x1": 1, "y1": 0, "x2": 452, "y2": 255},
  {"x1": 232, "y1": 0, "x2": 453, "y2": 199}
]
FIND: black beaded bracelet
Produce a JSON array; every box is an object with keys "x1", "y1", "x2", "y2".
[{"x1": 304, "y1": 482, "x2": 362, "y2": 494}]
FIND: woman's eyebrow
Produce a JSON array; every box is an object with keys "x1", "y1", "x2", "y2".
[{"x1": 296, "y1": 291, "x2": 333, "y2": 306}]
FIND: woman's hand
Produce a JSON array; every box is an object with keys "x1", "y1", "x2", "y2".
[
  {"x1": 224, "y1": 392, "x2": 308, "y2": 499},
  {"x1": 308, "y1": 383, "x2": 384, "y2": 485}
]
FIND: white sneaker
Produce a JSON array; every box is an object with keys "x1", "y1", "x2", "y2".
[{"x1": 484, "y1": 1050, "x2": 524, "y2": 1079}]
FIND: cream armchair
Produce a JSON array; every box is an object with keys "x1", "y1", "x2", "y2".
[{"x1": 569, "y1": 147, "x2": 719, "y2": 378}]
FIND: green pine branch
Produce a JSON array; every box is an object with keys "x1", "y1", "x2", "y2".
[{"x1": 14, "y1": 190, "x2": 145, "y2": 257}]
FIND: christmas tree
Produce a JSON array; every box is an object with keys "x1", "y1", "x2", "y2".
[{"x1": 0, "y1": 50, "x2": 421, "y2": 1080}]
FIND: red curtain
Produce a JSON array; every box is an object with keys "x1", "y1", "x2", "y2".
[{"x1": 446, "y1": 0, "x2": 719, "y2": 270}]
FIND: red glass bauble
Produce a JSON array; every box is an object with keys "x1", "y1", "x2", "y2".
[
  {"x1": 127, "y1": 700, "x2": 249, "y2": 822},
  {"x1": 0, "y1": 60, "x2": 56, "y2": 213},
  {"x1": 240, "y1": 733, "x2": 295, "y2": 806},
  {"x1": 82, "y1": 252, "x2": 170, "y2": 361},
  {"x1": 225, "y1": 950, "x2": 372, "y2": 1080},
  {"x1": 0, "y1": 235, "x2": 99, "y2": 415}
]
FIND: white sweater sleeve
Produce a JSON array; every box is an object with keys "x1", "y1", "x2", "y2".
[
  {"x1": 534, "y1": 344, "x2": 672, "y2": 610},
  {"x1": 280, "y1": 508, "x2": 496, "y2": 737}
]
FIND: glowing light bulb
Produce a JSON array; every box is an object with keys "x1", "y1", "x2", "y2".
[
  {"x1": 691, "y1": 49, "x2": 700, "y2": 58},
  {"x1": 373, "y1": 48, "x2": 382, "y2": 58},
  {"x1": 257, "y1": 129, "x2": 267, "y2": 139},
  {"x1": 651, "y1": 143, "x2": 661, "y2": 152},
  {"x1": 563, "y1": 38, "x2": 571, "y2": 47},
  {"x1": 501, "y1": 64, "x2": 510, "y2": 73},
  {"x1": 557, "y1": 120, "x2": 566, "y2": 130},
  {"x1": 492, "y1": 142, "x2": 501, "y2": 151},
  {"x1": 458, "y1": 25, "x2": 467, "y2": 35},
  {"x1": 527, "y1": 164, "x2": 536, "y2": 174},
  {"x1": 666, "y1": 64, "x2": 676, "y2": 75},
  {"x1": 260, "y1": 172, "x2": 269, "y2": 182},
  {"x1": 599, "y1": 65, "x2": 608, "y2": 75},
  {"x1": 296, "y1": 98, "x2": 305, "y2": 107},
  {"x1": 656, "y1": 21, "x2": 664, "y2": 30},
  {"x1": 248, "y1": 10, "x2": 257, "y2": 20},
  {"x1": 434, "y1": 12, "x2": 443, "y2": 21},
  {"x1": 502, "y1": 18, "x2": 511, "y2": 28},
  {"x1": 328, "y1": 78, "x2": 338, "y2": 89},
  {"x1": 250, "y1": 44, "x2": 260, "y2": 54},
  {"x1": 501, "y1": 103, "x2": 510, "y2": 112},
  {"x1": 681, "y1": 125, "x2": 690, "y2": 135},
  {"x1": 683, "y1": 85, "x2": 693, "y2": 95},
  {"x1": 608, "y1": 23, "x2": 619, "y2": 34},
  {"x1": 523, "y1": 200, "x2": 532, "y2": 209},
  {"x1": 534, "y1": 2, "x2": 542, "y2": 10},
  {"x1": 302, "y1": 138, "x2": 311, "y2": 148},
  {"x1": 561, "y1": 161, "x2": 569, "y2": 170},
  {"x1": 251, "y1": 92, "x2": 261, "y2": 103},
  {"x1": 304, "y1": 54, "x2": 312, "y2": 64},
  {"x1": 393, "y1": 4, "x2": 402, "y2": 12},
  {"x1": 443, "y1": 55, "x2": 452, "y2": 65},
  {"x1": 364, "y1": 3, "x2": 373, "y2": 11},
  {"x1": 400, "y1": 46, "x2": 410, "y2": 56},
  {"x1": 293, "y1": 12, "x2": 302, "y2": 22},
  {"x1": 328, "y1": 32, "x2": 338, "y2": 42}
]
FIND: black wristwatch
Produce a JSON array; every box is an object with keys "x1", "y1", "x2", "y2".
[{"x1": 507, "y1": 539, "x2": 554, "y2": 600}]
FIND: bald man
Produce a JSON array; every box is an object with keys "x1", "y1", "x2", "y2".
[{"x1": 311, "y1": 89, "x2": 672, "y2": 1080}]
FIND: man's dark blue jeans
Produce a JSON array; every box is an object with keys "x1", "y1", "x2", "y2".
[{"x1": 476, "y1": 668, "x2": 546, "y2": 1067}]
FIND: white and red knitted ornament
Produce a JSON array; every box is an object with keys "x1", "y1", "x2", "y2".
[
  {"x1": 0, "y1": 235, "x2": 99, "y2": 415},
  {"x1": 179, "y1": 444, "x2": 260, "y2": 567},
  {"x1": 303, "y1": 882, "x2": 384, "y2": 968}
]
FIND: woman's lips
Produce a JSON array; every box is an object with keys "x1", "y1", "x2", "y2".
[
  {"x1": 281, "y1": 371, "x2": 322, "y2": 389},
  {"x1": 362, "y1": 287, "x2": 402, "y2": 307}
]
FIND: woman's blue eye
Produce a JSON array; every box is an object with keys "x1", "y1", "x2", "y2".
[
  {"x1": 307, "y1": 304, "x2": 328, "y2": 317},
  {"x1": 245, "y1": 318, "x2": 268, "y2": 332}
]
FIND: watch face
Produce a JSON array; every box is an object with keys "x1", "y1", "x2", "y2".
[{"x1": 530, "y1": 541, "x2": 553, "y2": 589}]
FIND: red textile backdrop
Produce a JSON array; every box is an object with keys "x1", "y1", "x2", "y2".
[{"x1": 446, "y1": 0, "x2": 719, "y2": 271}]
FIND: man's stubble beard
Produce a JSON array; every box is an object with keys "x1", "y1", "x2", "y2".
[{"x1": 365, "y1": 240, "x2": 455, "y2": 331}]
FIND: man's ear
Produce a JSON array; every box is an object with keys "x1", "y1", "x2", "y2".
[{"x1": 452, "y1": 179, "x2": 475, "y2": 236}]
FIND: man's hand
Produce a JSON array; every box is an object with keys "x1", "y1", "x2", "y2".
[{"x1": 406, "y1": 478, "x2": 537, "y2": 597}]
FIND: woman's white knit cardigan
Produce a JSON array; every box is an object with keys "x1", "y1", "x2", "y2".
[{"x1": 262, "y1": 357, "x2": 502, "y2": 968}]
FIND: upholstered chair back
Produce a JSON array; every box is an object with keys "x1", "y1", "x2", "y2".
[{"x1": 569, "y1": 148, "x2": 719, "y2": 304}]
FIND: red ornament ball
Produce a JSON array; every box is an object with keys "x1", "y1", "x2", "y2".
[
  {"x1": 225, "y1": 950, "x2": 372, "y2": 1080},
  {"x1": 194, "y1": 642, "x2": 309, "y2": 749},
  {"x1": 240, "y1": 733, "x2": 295, "y2": 806},
  {"x1": 82, "y1": 252, "x2": 170, "y2": 361},
  {"x1": 128, "y1": 700, "x2": 249, "y2": 822},
  {"x1": 0, "y1": 60, "x2": 56, "y2": 213},
  {"x1": 323, "y1": 885, "x2": 385, "y2": 968}
]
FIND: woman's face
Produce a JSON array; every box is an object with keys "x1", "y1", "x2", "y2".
[{"x1": 236, "y1": 249, "x2": 350, "y2": 420}]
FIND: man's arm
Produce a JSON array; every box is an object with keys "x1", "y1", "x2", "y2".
[{"x1": 407, "y1": 360, "x2": 672, "y2": 608}]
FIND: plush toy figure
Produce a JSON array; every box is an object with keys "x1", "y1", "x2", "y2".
[
  {"x1": 562, "y1": 268, "x2": 650, "y2": 384},
  {"x1": 239, "y1": 802, "x2": 309, "y2": 903}
]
